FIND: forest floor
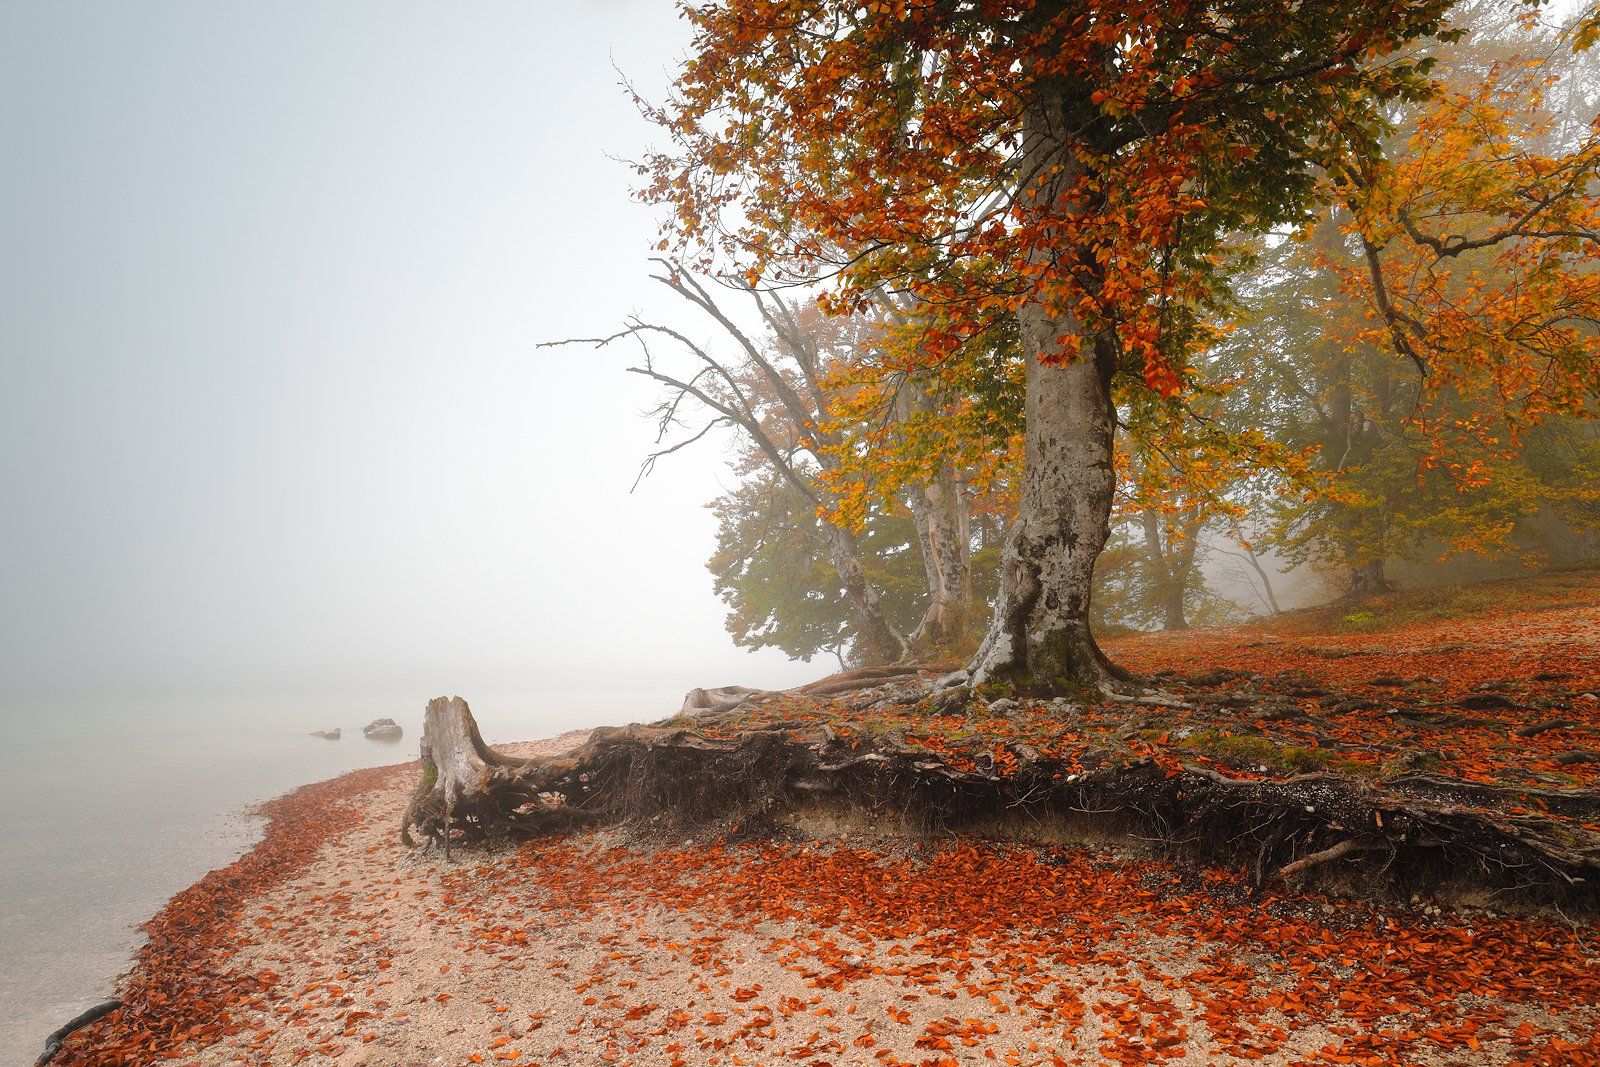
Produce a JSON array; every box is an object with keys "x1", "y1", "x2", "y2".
[
  {"x1": 55, "y1": 568, "x2": 1600, "y2": 1067},
  {"x1": 706, "y1": 564, "x2": 1600, "y2": 803}
]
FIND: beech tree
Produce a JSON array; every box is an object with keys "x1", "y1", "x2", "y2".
[
  {"x1": 1339, "y1": 15, "x2": 1600, "y2": 543},
  {"x1": 708, "y1": 470, "x2": 1006, "y2": 663},
  {"x1": 895, "y1": 383, "x2": 978, "y2": 650},
  {"x1": 641, "y1": 0, "x2": 1479, "y2": 693},
  {"x1": 1132, "y1": 489, "x2": 1206, "y2": 632},
  {"x1": 707, "y1": 474, "x2": 928, "y2": 665},
  {"x1": 819, "y1": 299, "x2": 1026, "y2": 653},
  {"x1": 1217, "y1": 212, "x2": 1421, "y2": 596}
]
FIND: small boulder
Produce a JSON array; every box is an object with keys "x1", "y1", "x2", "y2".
[
  {"x1": 310, "y1": 728, "x2": 341, "y2": 741},
  {"x1": 363, "y1": 718, "x2": 404, "y2": 742}
]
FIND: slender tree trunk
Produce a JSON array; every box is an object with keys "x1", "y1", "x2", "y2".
[
  {"x1": 1242, "y1": 545, "x2": 1282, "y2": 616},
  {"x1": 909, "y1": 468, "x2": 973, "y2": 652},
  {"x1": 1141, "y1": 508, "x2": 1192, "y2": 632},
  {"x1": 824, "y1": 525, "x2": 907, "y2": 664}
]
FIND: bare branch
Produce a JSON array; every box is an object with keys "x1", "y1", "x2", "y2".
[{"x1": 632, "y1": 416, "x2": 732, "y2": 490}]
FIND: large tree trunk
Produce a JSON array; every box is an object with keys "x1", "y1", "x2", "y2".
[
  {"x1": 1345, "y1": 557, "x2": 1395, "y2": 600},
  {"x1": 967, "y1": 88, "x2": 1135, "y2": 694},
  {"x1": 908, "y1": 467, "x2": 973, "y2": 652},
  {"x1": 970, "y1": 345, "x2": 1127, "y2": 690},
  {"x1": 1161, "y1": 590, "x2": 1189, "y2": 632},
  {"x1": 824, "y1": 525, "x2": 908, "y2": 664},
  {"x1": 970, "y1": 95, "x2": 1129, "y2": 693}
]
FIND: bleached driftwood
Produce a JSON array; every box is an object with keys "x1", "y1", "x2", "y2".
[
  {"x1": 680, "y1": 686, "x2": 768, "y2": 716},
  {"x1": 399, "y1": 696, "x2": 546, "y2": 848}
]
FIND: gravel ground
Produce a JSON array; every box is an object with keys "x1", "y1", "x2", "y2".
[{"x1": 150, "y1": 732, "x2": 1597, "y2": 1067}]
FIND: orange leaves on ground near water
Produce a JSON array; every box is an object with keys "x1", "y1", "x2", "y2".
[
  {"x1": 53, "y1": 764, "x2": 405, "y2": 1066},
  {"x1": 56, "y1": 573, "x2": 1600, "y2": 1066}
]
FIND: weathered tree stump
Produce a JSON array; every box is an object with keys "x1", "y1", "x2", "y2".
[
  {"x1": 397, "y1": 672, "x2": 948, "y2": 847},
  {"x1": 400, "y1": 696, "x2": 548, "y2": 848}
]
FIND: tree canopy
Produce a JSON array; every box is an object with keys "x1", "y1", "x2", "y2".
[{"x1": 620, "y1": 0, "x2": 1600, "y2": 686}]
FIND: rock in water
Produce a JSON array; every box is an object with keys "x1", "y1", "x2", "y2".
[
  {"x1": 314, "y1": 728, "x2": 341, "y2": 741},
  {"x1": 363, "y1": 718, "x2": 403, "y2": 742}
]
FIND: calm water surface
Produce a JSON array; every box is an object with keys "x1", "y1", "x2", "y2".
[{"x1": 0, "y1": 691, "x2": 662, "y2": 1065}]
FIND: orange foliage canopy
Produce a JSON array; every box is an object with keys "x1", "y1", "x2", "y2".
[{"x1": 639, "y1": 0, "x2": 1472, "y2": 401}]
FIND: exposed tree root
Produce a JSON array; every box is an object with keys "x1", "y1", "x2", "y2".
[
  {"x1": 677, "y1": 664, "x2": 963, "y2": 716},
  {"x1": 400, "y1": 696, "x2": 547, "y2": 848},
  {"x1": 401, "y1": 696, "x2": 1600, "y2": 909},
  {"x1": 1515, "y1": 718, "x2": 1581, "y2": 738},
  {"x1": 1276, "y1": 838, "x2": 1378, "y2": 882}
]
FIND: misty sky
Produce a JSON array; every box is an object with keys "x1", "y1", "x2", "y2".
[{"x1": 0, "y1": 1, "x2": 823, "y2": 710}]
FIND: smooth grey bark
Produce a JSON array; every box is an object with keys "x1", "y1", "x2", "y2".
[
  {"x1": 969, "y1": 340, "x2": 1126, "y2": 690},
  {"x1": 823, "y1": 524, "x2": 910, "y2": 665},
  {"x1": 907, "y1": 461, "x2": 973, "y2": 653},
  {"x1": 969, "y1": 91, "x2": 1129, "y2": 692}
]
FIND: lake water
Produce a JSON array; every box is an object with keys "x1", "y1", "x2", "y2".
[{"x1": 0, "y1": 691, "x2": 667, "y2": 1066}]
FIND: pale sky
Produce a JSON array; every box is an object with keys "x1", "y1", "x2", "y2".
[{"x1": 0, "y1": 1, "x2": 822, "y2": 710}]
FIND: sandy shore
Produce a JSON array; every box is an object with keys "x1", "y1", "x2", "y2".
[{"x1": 55, "y1": 729, "x2": 1600, "y2": 1067}]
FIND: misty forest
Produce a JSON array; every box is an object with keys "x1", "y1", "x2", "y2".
[
  {"x1": 39, "y1": 1, "x2": 1600, "y2": 1066},
  {"x1": 603, "y1": 2, "x2": 1600, "y2": 680}
]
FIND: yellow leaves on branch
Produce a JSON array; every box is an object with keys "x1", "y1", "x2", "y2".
[{"x1": 1342, "y1": 47, "x2": 1600, "y2": 468}]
